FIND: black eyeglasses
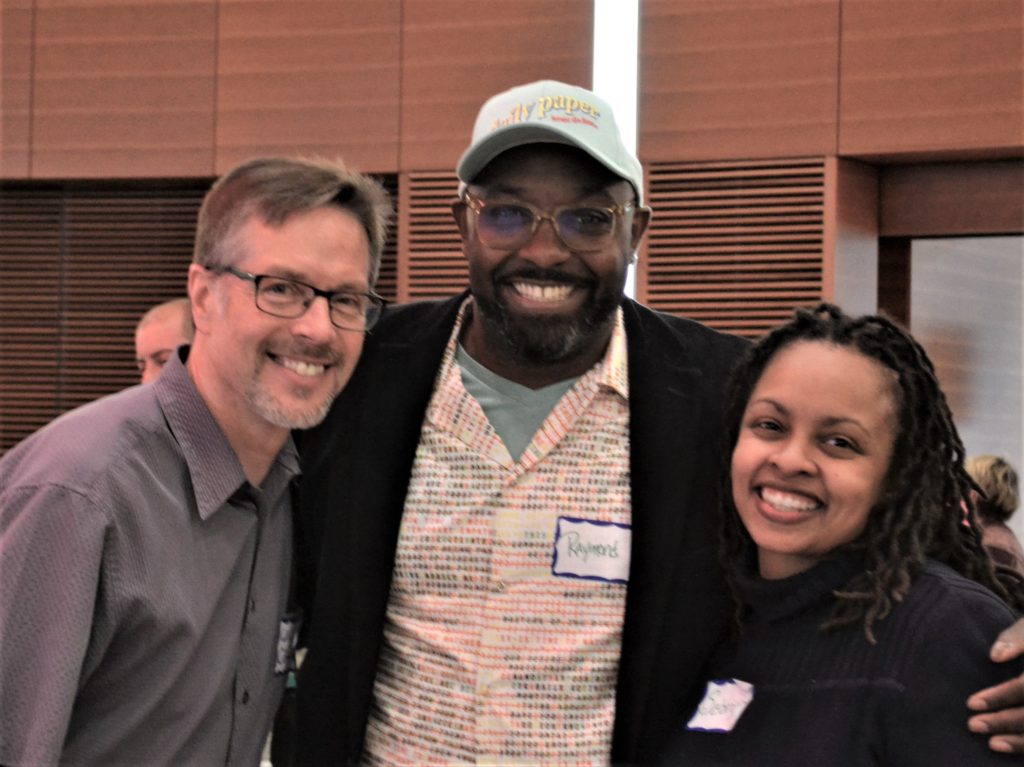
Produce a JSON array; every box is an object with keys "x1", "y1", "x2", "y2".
[
  {"x1": 214, "y1": 266, "x2": 385, "y2": 332},
  {"x1": 461, "y1": 192, "x2": 634, "y2": 253}
]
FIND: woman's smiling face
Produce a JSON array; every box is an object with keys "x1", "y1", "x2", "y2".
[{"x1": 730, "y1": 340, "x2": 900, "y2": 580}]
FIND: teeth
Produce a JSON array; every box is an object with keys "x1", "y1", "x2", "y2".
[
  {"x1": 280, "y1": 358, "x2": 326, "y2": 377},
  {"x1": 513, "y1": 282, "x2": 573, "y2": 302},
  {"x1": 760, "y1": 487, "x2": 820, "y2": 512}
]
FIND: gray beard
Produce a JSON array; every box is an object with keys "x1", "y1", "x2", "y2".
[{"x1": 246, "y1": 378, "x2": 339, "y2": 430}]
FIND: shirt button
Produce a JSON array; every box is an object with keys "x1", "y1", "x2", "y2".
[
  {"x1": 241, "y1": 690, "x2": 250, "y2": 705},
  {"x1": 249, "y1": 598, "x2": 256, "y2": 613}
]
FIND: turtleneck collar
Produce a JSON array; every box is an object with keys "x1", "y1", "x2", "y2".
[{"x1": 732, "y1": 550, "x2": 865, "y2": 624}]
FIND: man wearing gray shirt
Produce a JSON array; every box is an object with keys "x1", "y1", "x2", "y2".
[{"x1": 0, "y1": 156, "x2": 391, "y2": 766}]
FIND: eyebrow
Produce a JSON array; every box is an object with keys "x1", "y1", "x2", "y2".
[
  {"x1": 750, "y1": 397, "x2": 869, "y2": 432},
  {"x1": 263, "y1": 269, "x2": 367, "y2": 292}
]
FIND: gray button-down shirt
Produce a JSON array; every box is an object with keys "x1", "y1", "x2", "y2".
[{"x1": 0, "y1": 349, "x2": 299, "y2": 766}]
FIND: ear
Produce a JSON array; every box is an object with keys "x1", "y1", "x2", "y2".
[
  {"x1": 629, "y1": 206, "x2": 652, "y2": 252},
  {"x1": 187, "y1": 263, "x2": 215, "y2": 335}
]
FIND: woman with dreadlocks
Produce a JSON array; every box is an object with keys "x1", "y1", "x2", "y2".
[{"x1": 659, "y1": 303, "x2": 1024, "y2": 766}]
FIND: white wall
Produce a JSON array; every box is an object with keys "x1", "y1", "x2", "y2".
[{"x1": 911, "y1": 236, "x2": 1024, "y2": 541}]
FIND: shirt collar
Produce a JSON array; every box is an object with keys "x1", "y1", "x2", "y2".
[
  {"x1": 444, "y1": 298, "x2": 629, "y2": 401},
  {"x1": 598, "y1": 309, "x2": 629, "y2": 400},
  {"x1": 153, "y1": 346, "x2": 299, "y2": 520}
]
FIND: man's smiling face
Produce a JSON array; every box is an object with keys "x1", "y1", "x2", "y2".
[
  {"x1": 192, "y1": 205, "x2": 371, "y2": 436},
  {"x1": 458, "y1": 144, "x2": 646, "y2": 374}
]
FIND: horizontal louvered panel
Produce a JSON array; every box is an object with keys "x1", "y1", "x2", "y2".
[
  {"x1": 641, "y1": 159, "x2": 826, "y2": 338},
  {"x1": 400, "y1": 172, "x2": 465, "y2": 301},
  {"x1": 0, "y1": 181, "x2": 207, "y2": 454}
]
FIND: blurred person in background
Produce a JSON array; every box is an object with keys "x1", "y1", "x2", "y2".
[
  {"x1": 134, "y1": 296, "x2": 194, "y2": 383},
  {"x1": 968, "y1": 454, "x2": 1024, "y2": 577}
]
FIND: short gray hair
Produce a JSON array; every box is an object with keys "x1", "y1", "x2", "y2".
[{"x1": 193, "y1": 157, "x2": 392, "y2": 286}]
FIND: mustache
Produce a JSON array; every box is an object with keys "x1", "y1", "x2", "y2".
[{"x1": 266, "y1": 341, "x2": 339, "y2": 365}]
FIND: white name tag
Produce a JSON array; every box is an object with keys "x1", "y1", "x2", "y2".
[
  {"x1": 274, "y1": 613, "x2": 302, "y2": 675},
  {"x1": 686, "y1": 678, "x2": 755, "y2": 732},
  {"x1": 551, "y1": 516, "x2": 631, "y2": 584}
]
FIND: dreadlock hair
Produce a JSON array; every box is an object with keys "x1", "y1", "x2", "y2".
[{"x1": 719, "y1": 302, "x2": 1023, "y2": 644}]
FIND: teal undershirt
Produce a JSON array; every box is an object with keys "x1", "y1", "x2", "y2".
[{"x1": 455, "y1": 343, "x2": 578, "y2": 461}]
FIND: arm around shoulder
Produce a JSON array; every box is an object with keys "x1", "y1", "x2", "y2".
[
  {"x1": 968, "y1": 615, "x2": 1024, "y2": 754},
  {"x1": 882, "y1": 575, "x2": 1023, "y2": 765}
]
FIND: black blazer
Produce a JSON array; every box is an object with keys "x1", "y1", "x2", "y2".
[{"x1": 294, "y1": 293, "x2": 749, "y2": 766}]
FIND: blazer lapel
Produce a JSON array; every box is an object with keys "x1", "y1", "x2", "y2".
[{"x1": 612, "y1": 301, "x2": 734, "y2": 763}]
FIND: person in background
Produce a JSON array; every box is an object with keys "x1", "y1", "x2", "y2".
[
  {"x1": 0, "y1": 156, "x2": 391, "y2": 766},
  {"x1": 134, "y1": 296, "x2": 195, "y2": 383},
  {"x1": 292, "y1": 80, "x2": 1024, "y2": 765},
  {"x1": 658, "y1": 303, "x2": 1023, "y2": 765},
  {"x1": 968, "y1": 454, "x2": 1024, "y2": 577}
]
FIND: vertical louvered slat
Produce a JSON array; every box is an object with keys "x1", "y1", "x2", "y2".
[
  {"x1": 399, "y1": 172, "x2": 465, "y2": 302},
  {"x1": 640, "y1": 158, "x2": 826, "y2": 337}
]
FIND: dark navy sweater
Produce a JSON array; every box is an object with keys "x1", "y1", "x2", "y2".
[{"x1": 658, "y1": 555, "x2": 1022, "y2": 766}]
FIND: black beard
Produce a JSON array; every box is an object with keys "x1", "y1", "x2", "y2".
[{"x1": 474, "y1": 281, "x2": 621, "y2": 366}]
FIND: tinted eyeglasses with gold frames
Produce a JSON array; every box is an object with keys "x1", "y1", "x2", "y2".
[
  {"x1": 461, "y1": 192, "x2": 634, "y2": 253},
  {"x1": 214, "y1": 266, "x2": 385, "y2": 332}
]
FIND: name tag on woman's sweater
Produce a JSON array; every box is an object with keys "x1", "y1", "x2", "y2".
[{"x1": 686, "y1": 679, "x2": 755, "y2": 732}]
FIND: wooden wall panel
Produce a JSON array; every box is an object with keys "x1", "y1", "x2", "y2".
[
  {"x1": 639, "y1": 158, "x2": 826, "y2": 337},
  {"x1": 839, "y1": 0, "x2": 1024, "y2": 159},
  {"x1": 215, "y1": 0, "x2": 401, "y2": 174},
  {"x1": 879, "y1": 161, "x2": 1024, "y2": 237},
  {"x1": 399, "y1": 0, "x2": 592, "y2": 172},
  {"x1": 640, "y1": 0, "x2": 840, "y2": 163},
  {"x1": 1, "y1": 0, "x2": 34, "y2": 177},
  {"x1": 29, "y1": 0, "x2": 217, "y2": 178}
]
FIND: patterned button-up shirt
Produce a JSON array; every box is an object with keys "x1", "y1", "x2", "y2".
[{"x1": 364, "y1": 300, "x2": 632, "y2": 766}]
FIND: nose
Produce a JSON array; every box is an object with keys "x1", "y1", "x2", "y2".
[
  {"x1": 517, "y1": 215, "x2": 571, "y2": 268},
  {"x1": 290, "y1": 295, "x2": 338, "y2": 341},
  {"x1": 768, "y1": 436, "x2": 817, "y2": 476}
]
